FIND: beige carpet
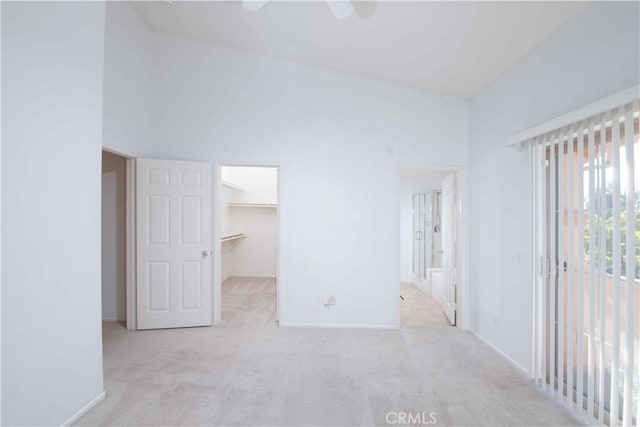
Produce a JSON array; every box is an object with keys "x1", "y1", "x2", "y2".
[
  {"x1": 76, "y1": 277, "x2": 580, "y2": 426},
  {"x1": 221, "y1": 276, "x2": 277, "y2": 327},
  {"x1": 400, "y1": 282, "x2": 450, "y2": 327}
]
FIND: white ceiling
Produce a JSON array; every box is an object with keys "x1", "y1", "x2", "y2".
[{"x1": 130, "y1": 1, "x2": 586, "y2": 99}]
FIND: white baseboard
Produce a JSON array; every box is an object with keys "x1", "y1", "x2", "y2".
[
  {"x1": 468, "y1": 330, "x2": 529, "y2": 377},
  {"x1": 471, "y1": 333, "x2": 587, "y2": 425},
  {"x1": 281, "y1": 322, "x2": 398, "y2": 330},
  {"x1": 60, "y1": 391, "x2": 105, "y2": 427}
]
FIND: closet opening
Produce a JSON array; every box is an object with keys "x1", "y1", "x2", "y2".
[
  {"x1": 215, "y1": 165, "x2": 279, "y2": 327},
  {"x1": 398, "y1": 166, "x2": 465, "y2": 328}
]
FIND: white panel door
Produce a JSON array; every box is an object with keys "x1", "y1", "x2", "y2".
[
  {"x1": 441, "y1": 173, "x2": 456, "y2": 325},
  {"x1": 136, "y1": 159, "x2": 212, "y2": 329}
]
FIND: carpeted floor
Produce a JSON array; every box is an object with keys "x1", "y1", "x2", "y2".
[
  {"x1": 221, "y1": 276, "x2": 277, "y2": 327},
  {"x1": 76, "y1": 277, "x2": 581, "y2": 426},
  {"x1": 399, "y1": 282, "x2": 450, "y2": 327}
]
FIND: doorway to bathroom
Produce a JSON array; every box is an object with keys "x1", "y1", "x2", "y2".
[{"x1": 398, "y1": 166, "x2": 465, "y2": 328}]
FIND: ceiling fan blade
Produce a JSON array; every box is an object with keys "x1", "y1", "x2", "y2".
[
  {"x1": 325, "y1": 0, "x2": 354, "y2": 20},
  {"x1": 242, "y1": 0, "x2": 271, "y2": 12}
]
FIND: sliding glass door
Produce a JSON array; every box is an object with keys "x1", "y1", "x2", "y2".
[{"x1": 533, "y1": 102, "x2": 639, "y2": 426}]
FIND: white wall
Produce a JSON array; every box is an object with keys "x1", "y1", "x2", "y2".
[
  {"x1": 221, "y1": 183, "x2": 234, "y2": 281},
  {"x1": 102, "y1": 151, "x2": 127, "y2": 322},
  {"x1": 102, "y1": 2, "x2": 152, "y2": 157},
  {"x1": 148, "y1": 33, "x2": 468, "y2": 327},
  {"x1": 1, "y1": 2, "x2": 106, "y2": 425},
  {"x1": 0, "y1": 1, "x2": 3, "y2": 419},
  {"x1": 467, "y1": 1, "x2": 640, "y2": 369},
  {"x1": 222, "y1": 166, "x2": 278, "y2": 205},
  {"x1": 399, "y1": 168, "x2": 449, "y2": 283},
  {"x1": 229, "y1": 207, "x2": 278, "y2": 278}
]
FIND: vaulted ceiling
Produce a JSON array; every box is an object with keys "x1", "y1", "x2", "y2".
[{"x1": 131, "y1": 1, "x2": 586, "y2": 99}]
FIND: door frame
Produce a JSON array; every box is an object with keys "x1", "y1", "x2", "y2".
[
  {"x1": 213, "y1": 162, "x2": 281, "y2": 325},
  {"x1": 102, "y1": 147, "x2": 137, "y2": 330},
  {"x1": 396, "y1": 165, "x2": 468, "y2": 330}
]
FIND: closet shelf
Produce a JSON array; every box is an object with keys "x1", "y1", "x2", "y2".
[
  {"x1": 221, "y1": 180, "x2": 246, "y2": 192},
  {"x1": 221, "y1": 233, "x2": 246, "y2": 242},
  {"x1": 227, "y1": 203, "x2": 277, "y2": 208}
]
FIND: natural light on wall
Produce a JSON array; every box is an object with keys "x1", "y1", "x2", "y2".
[{"x1": 531, "y1": 100, "x2": 640, "y2": 426}]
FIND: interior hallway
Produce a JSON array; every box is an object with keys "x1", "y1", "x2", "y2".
[
  {"x1": 78, "y1": 325, "x2": 580, "y2": 425},
  {"x1": 400, "y1": 282, "x2": 450, "y2": 328}
]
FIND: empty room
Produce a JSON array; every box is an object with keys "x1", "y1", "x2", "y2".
[{"x1": 1, "y1": 1, "x2": 639, "y2": 426}]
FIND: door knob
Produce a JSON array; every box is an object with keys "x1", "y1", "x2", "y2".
[{"x1": 202, "y1": 250, "x2": 212, "y2": 256}]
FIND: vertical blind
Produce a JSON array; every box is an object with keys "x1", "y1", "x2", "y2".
[{"x1": 531, "y1": 100, "x2": 639, "y2": 426}]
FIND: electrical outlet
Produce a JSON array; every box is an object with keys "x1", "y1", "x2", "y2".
[{"x1": 329, "y1": 296, "x2": 336, "y2": 306}]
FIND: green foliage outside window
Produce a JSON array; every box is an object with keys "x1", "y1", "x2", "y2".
[{"x1": 584, "y1": 187, "x2": 640, "y2": 280}]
